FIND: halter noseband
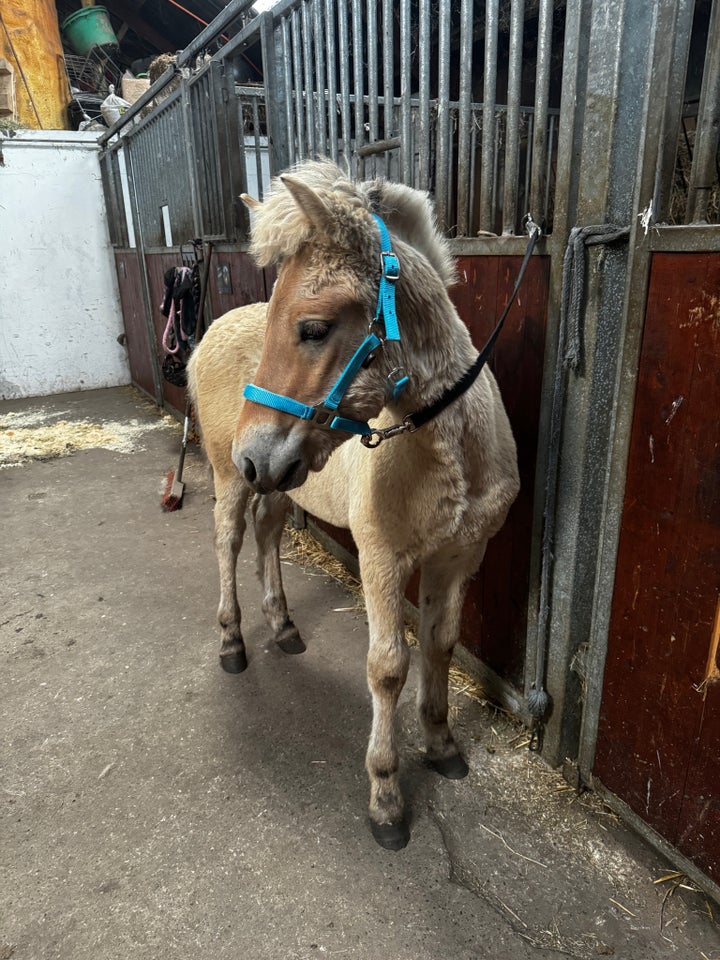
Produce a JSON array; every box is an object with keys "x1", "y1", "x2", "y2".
[{"x1": 243, "y1": 214, "x2": 401, "y2": 437}]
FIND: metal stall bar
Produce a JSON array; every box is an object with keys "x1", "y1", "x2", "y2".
[
  {"x1": 503, "y1": 0, "x2": 524, "y2": 234},
  {"x1": 313, "y1": 0, "x2": 327, "y2": 155},
  {"x1": 417, "y1": 0, "x2": 431, "y2": 192},
  {"x1": 337, "y1": 0, "x2": 352, "y2": 168},
  {"x1": 480, "y1": 0, "x2": 500, "y2": 232},
  {"x1": 382, "y1": 0, "x2": 394, "y2": 178},
  {"x1": 352, "y1": 0, "x2": 365, "y2": 176},
  {"x1": 685, "y1": 0, "x2": 720, "y2": 223},
  {"x1": 530, "y1": 0, "x2": 554, "y2": 225},
  {"x1": 325, "y1": 0, "x2": 339, "y2": 164},
  {"x1": 281, "y1": 15, "x2": 297, "y2": 166},
  {"x1": 301, "y1": 0, "x2": 316, "y2": 157},
  {"x1": 291, "y1": 7, "x2": 307, "y2": 159},
  {"x1": 261, "y1": 11, "x2": 291, "y2": 176},
  {"x1": 399, "y1": 0, "x2": 412, "y2": 184},
  {"x1": 457, "y1": 0, "x2": 474, "y2": 234},
  {"x1": 435, "y1": 0, "x2": 451, "y2": 230},
  {"x1": 366, "y1": 0, "x2": 379, "y2": 178}
]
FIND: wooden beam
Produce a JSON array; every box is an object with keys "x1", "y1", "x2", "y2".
[{"x1": 103, "y1": 0, "x2": 176, "y2": 54}]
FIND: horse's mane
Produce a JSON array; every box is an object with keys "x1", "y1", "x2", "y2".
[{"x1": 247, "y1": 159, "x2": 457, "y2": 288}]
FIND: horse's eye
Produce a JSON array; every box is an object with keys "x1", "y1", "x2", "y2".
[{"x1": 299, "y1": 320, "x2": 331, "y2": 342}]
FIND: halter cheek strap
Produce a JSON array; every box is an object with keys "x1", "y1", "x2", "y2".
[{"x1": 242, "y1": 214, "x2": 400, "y2": 436}]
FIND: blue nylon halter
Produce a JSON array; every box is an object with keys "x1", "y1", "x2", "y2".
[{"x1": 243, "y1": 214, "x2": 401, "y2": 436}]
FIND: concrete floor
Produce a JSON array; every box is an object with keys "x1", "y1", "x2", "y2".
[{"x1": 1, "y1": 386, "x2": 719, "y2": 960}]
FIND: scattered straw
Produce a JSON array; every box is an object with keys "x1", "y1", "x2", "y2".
[
  {"x1": 0, "y1": 410, "x2": 173, "y2": 468},
  {"x1": 609, "y1": 897, "x2": 637, "y2": 918},
  {"x1": 479, "y1": 823, "x2": 548, "y2": 869}
]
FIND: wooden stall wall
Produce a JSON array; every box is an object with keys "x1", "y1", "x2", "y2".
[
  {"x1": 116, "y1": 250, "x2": 271, "y2": 414},
  {"x1": 451, "y1": 255, "x2": 548, "y2": 687},
  {"x1": 114, "y1": 251, "x2": 155, "y2": 400},
  {"x1": 593, "y1": 252, "x2": 720, "y2": 882}
]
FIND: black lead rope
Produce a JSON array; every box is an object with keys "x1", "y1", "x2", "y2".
[{"x1": 409, "y1": 220, "x2": 541, "y2": 430}]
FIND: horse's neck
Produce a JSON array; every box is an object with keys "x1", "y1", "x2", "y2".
[{"x1": 391, "y1": 254, "x2": 477, "y2": 428}]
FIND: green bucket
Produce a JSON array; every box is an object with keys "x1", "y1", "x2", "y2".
[{"x1": 61, "y1": 6, "x2": 118, "y2": 56}]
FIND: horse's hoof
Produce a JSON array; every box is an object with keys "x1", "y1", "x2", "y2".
[
  {"x1": 276, "y1": 622, "x2": 306, "y2": 655},
  {"x1": 220, "y1": 649, "x2": 248, "y2": 674},
  {"x1": 429, "y1": 753, "x2": 469, "y2": 780},
  {"x1": 370, "y1": 817, "x2": 410, "y2": 851}
]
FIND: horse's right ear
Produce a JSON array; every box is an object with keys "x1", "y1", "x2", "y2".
[
  {"x1": 280, "y1": 175, "x2": 330, "y2": 231},
  {"x1": 240, "y1": 193, "x2": 262, "y2": 210}
]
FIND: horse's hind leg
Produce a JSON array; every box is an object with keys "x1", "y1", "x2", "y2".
[
  {"x1": 417, "y1": 543, "x2": 487, "y2": 778},
  {"x1": 213, "y1": 469, "x2": 251, "y2": 673},
  {"x1": 250, "y1": 492, "x2": 305, "y2": 654}
]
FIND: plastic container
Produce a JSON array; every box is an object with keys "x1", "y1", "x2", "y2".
[{"x1": 61, "y1": 6, "x2": 118, "y2": 56}]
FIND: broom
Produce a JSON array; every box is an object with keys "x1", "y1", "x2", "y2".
[
  {"x1": 161, "y1": 241, "x2": 213, "y2": 511},
  {"x1": 162, "y1": 398, "x2": 191, "y2": 511}
]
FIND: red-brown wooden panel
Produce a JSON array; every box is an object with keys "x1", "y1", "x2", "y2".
[
  {"x1": 451, "y1": 256, "x2": 549, "y2": 686},
  {"x1": 115, "y1": 251, "x2": 155, "y2": 400},
  {"x1": 594, "y1": 252, "x2": 720, "y2": 881},
  {"x1": 206, "y1": 251, "x2": 268, "y2": 320}
]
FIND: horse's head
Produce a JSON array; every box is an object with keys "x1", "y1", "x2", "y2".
[{"x1": 233, "y1": 169, "x2": 391, "y2": 493}]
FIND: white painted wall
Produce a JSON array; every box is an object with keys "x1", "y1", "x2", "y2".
[{"x1": 0, "y1": 130, "x2": 130, "y2": 399}]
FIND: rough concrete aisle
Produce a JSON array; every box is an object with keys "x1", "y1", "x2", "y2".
[{"x1": 1, "y1": 387, "x2": 718, "y2": 960}]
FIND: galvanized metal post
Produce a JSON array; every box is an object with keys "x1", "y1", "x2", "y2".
[
  {"x1": 685, "y1": 0, "x2": 720, "y2": 223},
  {"x1": 313, "y1": 0, "x2": 327, "y2": 155},
  {"x1": 529, "y1": 0, "x2": 554, "y2": 224},
  {"x1": 382, "y1": 0, "x2": 394, "y2": 179},
  {"x1": 352, "y1": 0, "x2": 365, "y2": 176},
  {"x1": 456, "y1": 0, "x2": 473, "y2": 234},
  {"x1": 291, "y1": 7, "x2": 307, "y2": 159},
  {"x1": 399, "y1": 0, "x2": 412, "y2": 184},
  {"x1": 325, "y1": 0, "x2": 339, "y2": 164},
  {"x1": 479, "y1": 0, "x2": 499, "y2": 232},
  {"x1": 261, "y1": 11, "x2": 292, "y2": 175},
  {"x1": 366, "y1": 0, "x2": 379, "y2": 177},
  {"x1": 502, "y1": 0, "x2": 524, "y2": 234},
  {"x1": 533, "y1": 0, "x2": 688, "y2": 771},
  {"x1": 435, "y1": 0, "x2": 451, "y2": 231},
  {"x1": 337, "y1": 0, "x2": 352, "y2": 169},
  {"x1": 576, "y1": 0, "x2": 696, "y2": 780}
]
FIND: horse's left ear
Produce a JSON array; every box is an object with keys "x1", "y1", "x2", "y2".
[
  {"x1": 240, "y1": 193, "x2": 262, "y2": 210},
  {"x1": 281, "y1": 175, "x2": 330, "y2": 231}
]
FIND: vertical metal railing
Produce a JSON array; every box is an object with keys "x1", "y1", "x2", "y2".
[
  {"x1": 100, "y1": 0, "x2": 570, "y2": 243},
  {"x1": 684, "y1": 0, "x2": 720, "y2": 223}
]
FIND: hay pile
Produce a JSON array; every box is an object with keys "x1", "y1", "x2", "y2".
[{"x1": 0, "y1": 409, "x2": 174, "y2": 468}]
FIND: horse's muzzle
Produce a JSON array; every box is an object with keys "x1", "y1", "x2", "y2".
[{"x1": 233, "y1": 427, "x2": 309, "y2": 494}]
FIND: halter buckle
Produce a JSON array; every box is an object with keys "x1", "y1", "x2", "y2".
[{"x1": 380, "y1": 251, "x2": 400, "y2": 281}]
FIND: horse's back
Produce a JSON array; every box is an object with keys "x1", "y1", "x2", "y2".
[{"x1": 188, "y1": 303, "x2": 267, "y2": 473}]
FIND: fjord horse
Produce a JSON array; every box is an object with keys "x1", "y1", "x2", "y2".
[{"x1": 188, "y1": 161, "x2": 519, "y2": 849}]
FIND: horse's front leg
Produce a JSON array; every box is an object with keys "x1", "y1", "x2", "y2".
[
  {"x1": 213, "y1": 469, "x2": 251, "y2": 673},
  {"x1": 417, "y1": 543, "x2": 487, "y2": 777},
  {"x1": 360, "y1": 548, "x2": 413, "y2": 850},
  {"x1": 250, "y1": 492, "x2": 305, "y2": 654}
]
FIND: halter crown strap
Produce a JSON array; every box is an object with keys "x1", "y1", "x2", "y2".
[{"x1": 372, "y1": 214, "x2": 400, "y2": 341}]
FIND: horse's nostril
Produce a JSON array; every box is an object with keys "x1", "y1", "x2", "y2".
[{"x1": 242, "y1": 457, "x2": 257, "y2": 485}]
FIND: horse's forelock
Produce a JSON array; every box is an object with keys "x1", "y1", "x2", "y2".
[{"x1": 248, "y1": 160, "x2": 455, "y2": 288}]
